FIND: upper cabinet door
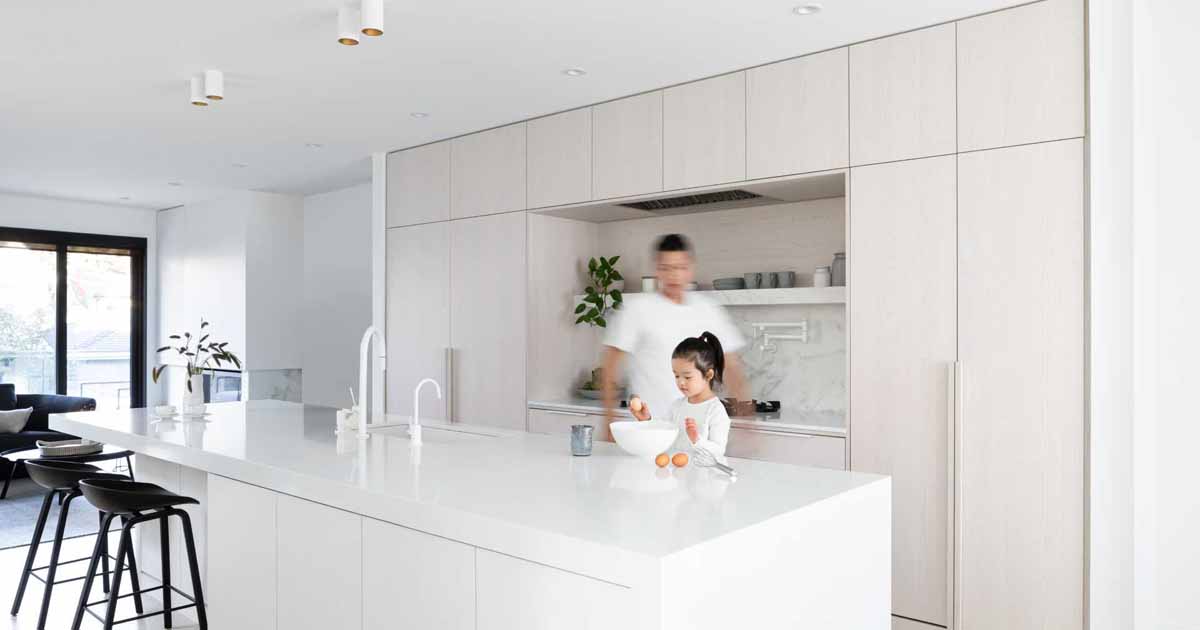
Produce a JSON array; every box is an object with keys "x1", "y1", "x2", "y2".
[
  {"x1": 450, "y1": 123, "x2": 527, "y2": 219},
  {"x1": 850, "y1": 25, "x2": 955, "y2": 166},
  {"x1": 527, "y1": 109, "x2": 592, "y2": 209},
  {"x1": 747, "y1": 48, "x2": 848, "y2": 179},
  {"x1": 591, "y1": 91, "x2": 663, "y2": 200},
  {"x1": 387, "y1": 142, "x2": 451, "y2": 227},
  {"x1": 449, "y1": 212, "x2": 527, "y2": 429},
  {"x1": 957, "y1": 0, "x2": 1084, "y2": 151},
  {"x1": 663, "y1": 72, "x2": 747, "y2": 189}
]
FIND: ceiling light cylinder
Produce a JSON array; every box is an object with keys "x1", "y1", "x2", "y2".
[
  {"x1": 361, "y1": 0, "x2": 384, "y2": 36},
  {"x1": 338, "y1": 6, "x2": 361, "y2": 45},
  {"x1": 189, "y1": 77, "x2": 208, "y2": 107},
  {"x1": 204, "y1": 69, "x2": 224, "y2": 101}
]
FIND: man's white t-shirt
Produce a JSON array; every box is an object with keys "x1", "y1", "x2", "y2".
[{"x1": 604, "y1": 292, "x2": 745, "y2": 419}]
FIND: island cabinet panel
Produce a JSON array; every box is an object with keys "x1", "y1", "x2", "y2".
[
  {"x1": 449, "y1": 211, "x2": 527, "y2": 428},
  {"x1": 957, "y1": 139, "x2": 1084, "y2": 630},
  {"x1": 663, "y1": 72, "x2": 747, "y2": 190},
  {"x1": 747, "y1": 47, "x2": 849, "y2": 179},
  {"x1": 207, "y1": 474, "x2": 277, "y2": 630},
  {"x1": 476, "y1": 549, "x2": 637, "y2": 630},
  {"x1": 591, "y1": 91, "x2": 664, "y2": 200},
  {"x1": 849, "y1": 155, "x2": 956, "y2": 626},
  {"x1": 956, "y1": 0, "x2": 1085, "y2": 151},
  {"x1": 450, "y1": 123, "x2": 527, "y2": 218},
  {"x1": 386, "y1": 222, "x2": 450, "y2": 420},
  {"x1": 277, "y1": 494, "x2": 364, "y2": 630},
  {"x1": 387, "y1": 141, "x2": 451, "y2": 227},
  {"x1": 364, "y1": 518, "x2": 475, "y2": 630},
  {"x1": 849, "y1": 24, "x2": 956, "y2": 166},
  {"x1": 527, "y1": 108, "x2": 592, "y2": 208}
]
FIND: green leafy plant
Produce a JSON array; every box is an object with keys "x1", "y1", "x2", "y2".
[
  {"x1": 575, "y1": 256, "x2": 623, "y2": 328},
  {"x1": 151, "y1": 318, "x2": 242, "y2": 392}
]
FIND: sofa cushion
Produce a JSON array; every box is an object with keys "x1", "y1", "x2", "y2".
[
  {"x1": 0, "y1": 408, "x2": 33, "y2": 434},
  {"x1": 0, "y1": 384, "x2": 15, "y2": 411}
]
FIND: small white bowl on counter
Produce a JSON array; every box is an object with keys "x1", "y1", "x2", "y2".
[{"x1": 610, "y1": 420, "x2": 678, "y2": 459}]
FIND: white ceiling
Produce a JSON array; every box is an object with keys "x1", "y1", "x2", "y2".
[{"x1": 0, "y1": 0, "x2": 1025, "y2": 210}]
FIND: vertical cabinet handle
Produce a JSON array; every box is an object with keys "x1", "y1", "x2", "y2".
[
  {"x1": 445, "y1": 347, "x2": 454, "y2": 423},
  {"x1": 947, "y1": 360, "x2": 963, "y2": 630}
]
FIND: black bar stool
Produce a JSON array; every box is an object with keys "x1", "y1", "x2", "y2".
[
  {"x1": 73, "y1": 478, "x2": 207, "y2": 630},
  {"x1": 10, "y1": 460, "x2": 141, "y2": 630}
]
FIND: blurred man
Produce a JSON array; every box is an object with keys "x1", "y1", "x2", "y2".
[{"x1": 602, "y1": 234, "x2": 749, "y2": 423}]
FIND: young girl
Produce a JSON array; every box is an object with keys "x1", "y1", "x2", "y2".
[{"x1": 630, "y1": 331, "x2": 731, "y2": 458}]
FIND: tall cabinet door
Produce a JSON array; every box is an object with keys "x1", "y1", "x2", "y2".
[
  {"x1": 450, "y1": 212, "x2": 527, "y2": 428},
  {"x1": 850, "y1": 155, "x2": 956, "y2": 627},
  {"x1": 386, "y1": 222, "x2": 450, "y2": 419},
  {"x1": 957, "y1": 139, "x2": 1084, "y2": 630}
]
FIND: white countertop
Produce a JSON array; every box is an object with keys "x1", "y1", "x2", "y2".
[
  {"x1": 52, "y1": 401, "x2": 881, "y2": 585},
  {"x1": 528, "y1": 397, "x2": 847, "y2": 437}
]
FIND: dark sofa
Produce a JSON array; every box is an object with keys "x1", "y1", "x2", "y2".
[{"x1": 1, "y1": 383, "x2": 93, "y2": 495}]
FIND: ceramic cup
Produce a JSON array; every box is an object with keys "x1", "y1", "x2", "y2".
[
  {"x1": 743, "y1": 272, "x2": 763, "y2": 289},
  {"x1": 773, "y1": 271, "x2": 796, "y2": 288}
]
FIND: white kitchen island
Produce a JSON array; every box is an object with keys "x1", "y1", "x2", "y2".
[{"x1": 52, "y1": 400, "x2": 889, "y2": 630}]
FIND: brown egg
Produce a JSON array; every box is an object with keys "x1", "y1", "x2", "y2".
[
  {"x1": 629, "y1": 396, "x2": 643, "y2": 413},
  {"x1": 655, "y1": 453, "x2": 670, "y2": 468},
  {"x1": 672, "y1": 452, "x2": 689, "y2": 468}
]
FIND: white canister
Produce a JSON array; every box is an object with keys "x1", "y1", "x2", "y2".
[
  {"x1": 813, "y1": 266, "x2": 832, "y2": 288},
  {"x1": 641, "y1": 276, "x2": 657, "y2": 292}
]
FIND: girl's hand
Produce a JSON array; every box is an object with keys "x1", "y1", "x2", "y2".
[
  {"x1": 629, "y1": 396, "x2": 651, "y2": 421},
  {"x1": 685, "y1": 418, "x2": 699, "y2": 443}
]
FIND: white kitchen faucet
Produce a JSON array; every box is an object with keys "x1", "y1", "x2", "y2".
[
  {"x1": 411, "y1": 378, "x2": 442, "y2": 446},
  {"x1": 356, "y1": 325, "x2": 386, "y2": 439}
]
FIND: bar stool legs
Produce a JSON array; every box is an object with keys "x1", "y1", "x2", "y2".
[
  {"x1": 10, "y1": 491, "x2": 53, "y2": 616},
  {"x1": 37, "y1": 490, "x2": 80, "y2": 629},
  {"x1": 178, "y1": 509, "x2": 207, "y2": 630},
  {"x1": 160, "y1": 516, "x2": 171, "y2": 628}
]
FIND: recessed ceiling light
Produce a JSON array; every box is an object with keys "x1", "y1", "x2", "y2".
[
  {"x1": 562, "y1": 68, "x2": 587, "y2": 77},
  {"x1": 793, "y1": 3, "x2": 822, "y2": 15},
  {"x1": 119, "y1": 195, "x2": 131, "y2": 201},
  {"x1": 410, "y1": 112, "x2": 429, "y2": 119},
  {"x1": 167, "y1": 181, "x2": 183, "y2": 187},
  {"x1": 305, "y1": 143, "x2": 324, "y2": 149},
  {"x1": 233, "y1": 162, "x2": 249, "y2": 168}
]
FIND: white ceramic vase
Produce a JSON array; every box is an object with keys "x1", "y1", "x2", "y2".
[{"x1": 182, "y1": 372, "x2": 205, "y2": 414}]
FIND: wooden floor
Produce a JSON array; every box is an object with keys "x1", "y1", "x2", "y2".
[{"x1": 1, "y1": 533, "x2": 199, "y2": 629}]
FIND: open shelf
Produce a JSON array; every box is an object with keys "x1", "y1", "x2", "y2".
[{"x1": 575, "y1": 286, "x2": 845, "y2": 307}]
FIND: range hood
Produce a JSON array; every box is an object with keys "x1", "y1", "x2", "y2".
[{"x1": 536, "y1": 170, "x2": 845, "y2": 223}]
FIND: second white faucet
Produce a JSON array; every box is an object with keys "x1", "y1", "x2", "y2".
[{"x1": 411, "y1": 378, "x2": 442, "y2": 446}]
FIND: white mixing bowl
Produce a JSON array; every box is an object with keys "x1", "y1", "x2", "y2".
[{"x1": 610, "y1": 421, "x2": 678, "y2": 459}]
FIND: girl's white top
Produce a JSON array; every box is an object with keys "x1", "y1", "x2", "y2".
[{"x1": 665, "y1": 396, "x2": 731, "y2": 459}]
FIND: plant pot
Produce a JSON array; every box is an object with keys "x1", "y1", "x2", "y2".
[{"x1": 182, "y1": 373, "x2": 205, "y2": 414}]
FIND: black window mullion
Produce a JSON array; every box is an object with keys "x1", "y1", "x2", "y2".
[
  {"x1": 130, "y1": 248, "x2": 146, "y2": 408},
  {"x1": 55, "y1": 244, "x2": 68, "y2": 396}
]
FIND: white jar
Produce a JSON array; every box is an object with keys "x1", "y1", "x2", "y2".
[
  {"x1": 641, "y1": 276, "x2": 657, "y2": 292},
  {"x1": 813, "y1": 266, "x2": 832, "y2": 288}
]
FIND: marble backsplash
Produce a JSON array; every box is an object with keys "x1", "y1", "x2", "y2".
[{"x1": 725, "y1": 304, "x2": 845, "y2": 419}]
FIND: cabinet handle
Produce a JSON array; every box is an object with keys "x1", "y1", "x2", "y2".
[
  {"x1": 545, "y1": 409, "x2": 589, "y2": 418},
  {"x1": 947, "y1": 361, "x2": 963, "y2": 629},
  {"x1": 445, "y1": 347, "x2": 454, "y2": 423}
]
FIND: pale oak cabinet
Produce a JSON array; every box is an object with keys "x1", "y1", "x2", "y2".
[
  {"x1": 591, "y1": 91, "x2": 664, "y2": 200},
  {"x1": 450, "y1": 123, "x2": 527, "y2": 218},
  {"x1": 386, "y1": 221, "x2": 450, "y2": 422},
  {"x1": 747, "y1": 47, "x2": 849, "y2": 179},
  {"x1": 386, "y1": 141, "x2": 451, "y2": 227},
  {"x1": 663, "y1": 72, "x2": 747, "y2": 190},
  {"x1": 527, "y1": 108, "x2": 592, "y2": 208},
  {"x1": 850, "y1": 25, "x2": 956, "y2": 165},
  {"x1": 850, "y1": 155, "x2": 957, "y2": 627},
  {"x1": 957, "y1": 139, "x2": 1084, "y2": 630},
  {"x1": 956, "y1": 0, "x2": 1085, "y2": 151}
]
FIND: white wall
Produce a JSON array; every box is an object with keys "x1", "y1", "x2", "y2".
[
  {"x1": 301, "y1": 183, "x2": 371, "y2": 408},
  {"x1": 245, "y1": 193, "x2": 304, "y2": 370},
  {"x1": 0, "y1": 191, "x2": 159, "y2": 401}
]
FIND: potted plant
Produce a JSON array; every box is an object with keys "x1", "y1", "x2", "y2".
[
  {"x1": 152, "y1": 318, "x2": 241, "y2": 413},
  {"x1": 575, "y1": 256, "x2": 623, "y2": 328}
]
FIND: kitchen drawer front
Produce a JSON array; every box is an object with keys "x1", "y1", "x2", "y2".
[
  {"x1": 726, "y1": 428, "x2": 845, "y2": 469},
  {"x1": 527, "y1": 408, "x2": 613, "y2": 442}
]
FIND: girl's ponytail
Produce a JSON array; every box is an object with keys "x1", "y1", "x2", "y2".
[{"x1": 672, "y1": 331, "x2": 726, "y2": 386}]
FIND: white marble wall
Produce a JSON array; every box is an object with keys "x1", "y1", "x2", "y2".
[{"x1": 727, "y1": 304, "x2": 846, "y2": 418}]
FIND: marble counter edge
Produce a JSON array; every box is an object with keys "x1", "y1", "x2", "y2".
[{"x1": 527, "y1": 400, "x2": 848, "y2": 438}]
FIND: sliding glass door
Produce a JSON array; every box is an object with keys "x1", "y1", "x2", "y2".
[{"x1": 0, "y1": 228, "x2": 146, "y2": 409}]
